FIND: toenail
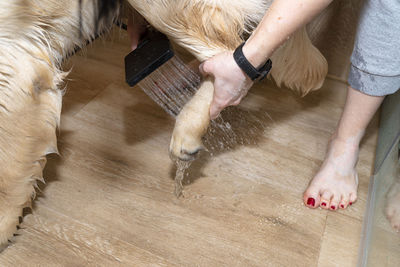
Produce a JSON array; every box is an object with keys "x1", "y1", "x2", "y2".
[
  {"x1": 321, "y1": 202, "x2": 326, "y2": 207},
  {"x1": 331, "y1": 205, "x2": 335, "y2": 210},
  {"x1": 340, "y1": 204, "x2": 344, "y2": 209},
  {"x1": 307, "y1": 198, "x2": 315, "y2": 207},
  {"x1": 349, "y1": 202, "x2": 353, "y2": 206}
]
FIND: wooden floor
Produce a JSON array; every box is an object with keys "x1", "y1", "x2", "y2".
[{"x1": 0, "y1": 29, "x2": 379, "y2": 266}]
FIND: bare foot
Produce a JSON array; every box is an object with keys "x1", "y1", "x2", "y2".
[
  {"x1": 385, "y1": 180, "x2": 400, "y2": 232},
  {"x1": 303, "y1": 136, "x2": 359, "y2": 210}
]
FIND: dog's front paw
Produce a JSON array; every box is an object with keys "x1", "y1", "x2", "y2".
[
  {"x1": 0, "y1": 205, "x2": 23, "y2": 249},
  {"x1": 385, "y1": 182, "x2": 400, "y2": 232},
  {"x1": 169, "y1": 79, "x2": 214, "y2": 161},
  {"x1": 169, "y1": 117, "x2": 204, "y2": 161}
]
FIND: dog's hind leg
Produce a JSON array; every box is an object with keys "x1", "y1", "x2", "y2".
[
  {"x1": 0, "y1": 50, "x2": 62, "y2": 246},
  {"x1": 270, "y1": 27, "x2": 328, "y2": 96}
]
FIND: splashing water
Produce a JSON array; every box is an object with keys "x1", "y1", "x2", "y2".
[
  {"x1": 174, "y1": 159, "x2": 192, "y2": 197},
  {"x1": 139, "y1": 56, "x2": 200, "y2": 117},
  {"x1": 204, "y1": 107, "x2": 272, "y2": 154},
  {"x1": 138, "y1": 56, "x2": 201, "y2": 196},
  {"x1": 138, "y1": 56, "x2": 272, "y2": 196}
]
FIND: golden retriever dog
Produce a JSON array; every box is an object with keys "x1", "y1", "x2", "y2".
[{"x1": 0, "y1": 0, "x2": 327, "y2": 245}]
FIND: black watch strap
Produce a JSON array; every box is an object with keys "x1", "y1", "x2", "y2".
[{"x1": 233, "y1": 42, "x2": 272, "y2": 82}]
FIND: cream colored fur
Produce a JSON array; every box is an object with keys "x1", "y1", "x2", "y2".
[
  {"x1": 271, "y1": 27, "x2": 328, "y2": 96},
  {"x1": 0, "y1": 0, "x2": 120, "y2": 246},
  {"x1": 169, "y1": 79, "x2": 214, "y2": 160},
  {"x1": 0, "y1": 0, "x2": 328, "y2": 244}
]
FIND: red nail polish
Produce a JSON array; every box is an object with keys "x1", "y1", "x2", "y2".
[
  {"x1": 307, "y1": 198, "x2": 315, "y2": 207},
  {"x1": 321, "y1": 202, "x2": 326, "y2": 207},
  {"x1": 349, "y1": 202, "x2": 353, "y2": 206},
  {"x1": 340, "y1": 204, "x2": 344, "y2": 209},
  {"x1": 331, "y1": 205, "x2": 335, "y2": 210}
]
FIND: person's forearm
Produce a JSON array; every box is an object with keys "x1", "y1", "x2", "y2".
[{"x1": 243, "y1": 0, "x2": 333, "y2": 68}]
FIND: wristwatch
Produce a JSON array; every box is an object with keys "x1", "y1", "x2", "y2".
[{"x1": 233, "y1": 42, "x2": 272, "y2": 82}]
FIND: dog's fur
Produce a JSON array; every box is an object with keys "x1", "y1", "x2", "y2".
[{"x1": 0, "y1": 0, "x2": 327, "y2": 245}]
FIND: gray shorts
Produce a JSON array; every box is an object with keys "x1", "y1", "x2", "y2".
[{"x1": 348, "y1": 0, "x2": 400, "y2": 96}]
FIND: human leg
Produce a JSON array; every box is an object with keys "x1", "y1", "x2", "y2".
[
  {"x1": 304, "y1": 87, "x2": 384, "y2": 210},
  {"x1": 304, "y1": 0, "x2": 400, "y2": 210}
]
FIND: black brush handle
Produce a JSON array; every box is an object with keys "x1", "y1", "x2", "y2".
[{"x1": 125, "y1": 31, "x2": 174, "y2": 87}]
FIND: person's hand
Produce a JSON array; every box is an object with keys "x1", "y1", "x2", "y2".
[
  {"x1": 199, "y1": 51, "x2": 253, "y2": 119},
  {"x1": 127, "y1": 9, "x2": 147, "y2": 51}
]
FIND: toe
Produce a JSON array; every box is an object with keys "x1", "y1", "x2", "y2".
[
  {"x1": 320, "y1": 190, "x2": 333, "y2": 209},
  {"x1": 329, "y1": 193, "x2": 341, "y2": 211},
  {"x1": 320, "y1": 201, "x2": 328, "y2": 209},
  {"x1": 303, "y1": 188, "x2": 320, "y2": 208},
  {"x1": 304, "y1": 196, "x2": 317, "y2": 208},
  {"x1": 339, "y1": 195, "x2": 350, "y2": 209},
  {"x1": 349, "y1": 192, "x2": 358, "y2": 206},
  {"x1": 391, "y1": 215, "x2": 400, "y2": 231},
  {"x1": 386, "y1": 206, "x2": 395, "y2": 219}
]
